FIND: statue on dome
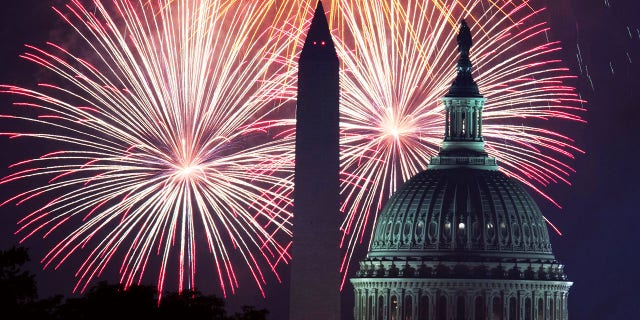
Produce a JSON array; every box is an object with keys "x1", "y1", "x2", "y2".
[{"x1": 457, "y1": 19, "x2": 473, "y2": 56}]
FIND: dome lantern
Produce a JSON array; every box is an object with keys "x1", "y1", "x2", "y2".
[{"x1": 430, "y1": 20, "x2": 498, "y2": 170}]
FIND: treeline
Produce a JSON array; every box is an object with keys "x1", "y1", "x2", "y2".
[{"x1": 1, "y1": 246, "x2": 268, "y2": 320}]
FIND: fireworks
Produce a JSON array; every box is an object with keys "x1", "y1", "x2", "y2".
[
  {"x1": 1, "y1": 0, "x2": 298, "y2": 297},
  {"x1": 324, "y1": 0, "x2": 585, "y2": 288},
  {"x1": 2, "y1": 0, "x2": 585, "y2": 299}
]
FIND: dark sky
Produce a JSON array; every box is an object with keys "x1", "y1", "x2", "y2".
[{"x1": 1, "y1": 1, "x2": 639, "y2": 320}]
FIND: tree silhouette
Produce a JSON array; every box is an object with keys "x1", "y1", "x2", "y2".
[
  {"x1": 1, "y1": 246, "x2": 37, "y2": 303},
  {"x1": 57, "y1": 281, "x2": 158, "y2": 320},
  {"x1": 0, "y1": 246, "x2": 62, "y2": 319},
  {"x1": 0, "y1": 246, "x2": 271, "y2": 319},
  {"x1": 228, "y1": 306, "x2": 270, "y2": 320},
  {"x1": 159, "y1": 289, "x2": 227, "y2": 320}
]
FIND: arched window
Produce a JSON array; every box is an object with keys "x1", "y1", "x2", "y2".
[
  {"x1": 525, "y1": 298, "x2": 532, "y2": 320},
  {"x1": 456, "y1": 296, "x2": 466, "y2": 320},
  {"x1": 367, "y1": 295, "x2": 373, "y2": 320},
  {"x1": 419, "y1": 296, "x2": 429, "y2": 320},
  {"x1": 492, "y1": 297, "x2": 503, "y2": 320},
  {"x1": 537, "y1": 298, "x2": 544, "y2": 320},
  {"x1": 509, "y1": 297, "x2": 517, "y2": 320},
  {"x1": 475, "y1": 296, "x2": 486, "y2": 320},
  {"x1": 391, "y1": 295, "x2": 398, "y2": 320},
  {"x1": 550, "y1": 298, "x2": 555, "y2": 320},
  {"x1": 378, "y1": 296, "x2": 384, "y2": 320},
  {"x1": 437, "y1": 295, "x2": 447, "y2": 320},
  {"x1": 404, "y1": 295, "x2": 413, "y2": 320}
]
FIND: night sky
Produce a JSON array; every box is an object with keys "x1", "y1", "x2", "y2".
[{"x1": 1, "y1": 1, "x2": 639, "y2": 319}]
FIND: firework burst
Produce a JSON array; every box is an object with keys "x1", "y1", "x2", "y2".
[
  {"x1": 320, "y1": 0, "x2": 586, "y2": 288},
  {"x1": 1, "y1": 0, "x2": 298, "y2": 297},
  {"x1": 2, "y1": 0, "x2": 585, "y2": 298}
]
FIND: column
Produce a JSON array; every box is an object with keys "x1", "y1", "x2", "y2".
[
  {"x1": 478, "y1": 109, "x2": 483, "y2": 138},
  {"x1": 466, "y1": 107, "x2": 472, "y2": 139},
  {"x1": 473, "y1": 107, "x2": 479, "y2": 139},
  {"x1": 456, "y1": 109, "x2": 462, "y2": 137},
  {"x1": 445, "y1": 106, "x2": 450, "y2": 138},
  {"x1": 355, "y1": 289, "x2": 361, "y2": 320}
]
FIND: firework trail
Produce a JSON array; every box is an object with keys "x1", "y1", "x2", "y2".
[
  {"x1": 574, "y1": 0, "x2": 640, "y2": 90},
  {"x1": 320, "y1": 0, "x2": 586, "y2": 288},
  {"x1": 1, "y1": 0, "x2": 299, "y2": 297}
]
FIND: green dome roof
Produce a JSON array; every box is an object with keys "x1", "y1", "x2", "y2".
[{"x1": 368, "y1": 168, "x2": 556, "y2": 263}]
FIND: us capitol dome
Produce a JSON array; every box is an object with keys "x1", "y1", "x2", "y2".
[{"x1": 350, "y1": 20, "x2": 572, "y2": 320}]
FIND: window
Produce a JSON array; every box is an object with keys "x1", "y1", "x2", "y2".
[
  {"x1": 537, "y1": 298, "x2": 544, "y2": 320},
  {"x1": 492, "y1": 297, "x2": 503, "y2": 320},
  {"x1": 456, "y1": 296, "x2": 465, "y2": 320},
  {"x1": 391, "y1": 295, "x2": 398, "y2": 320},
  {"x1": 475, "y1": 296, "x2": 486, "y2": 320},
  {"x1": 508, "y1": 297, "x2": 517, "y2": 320},
  {"x1": 419, "y1": 296, "x2": 429, "y2": 319},
  {"x1": 415, "y1": 220, "x2": 425, "y2": 243},
  {"x1": 525, "y1": 298, "x2": 532, "y2": 320},
  {"x1": 443, "y1": 221, "x2": 452, "y2": 239},
  {"x1": 404, "y1": 296, "x2": 413, "y2": 320},
  {"x1": 437, "y1": 296, "x2": 447, "y2": 320}
]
